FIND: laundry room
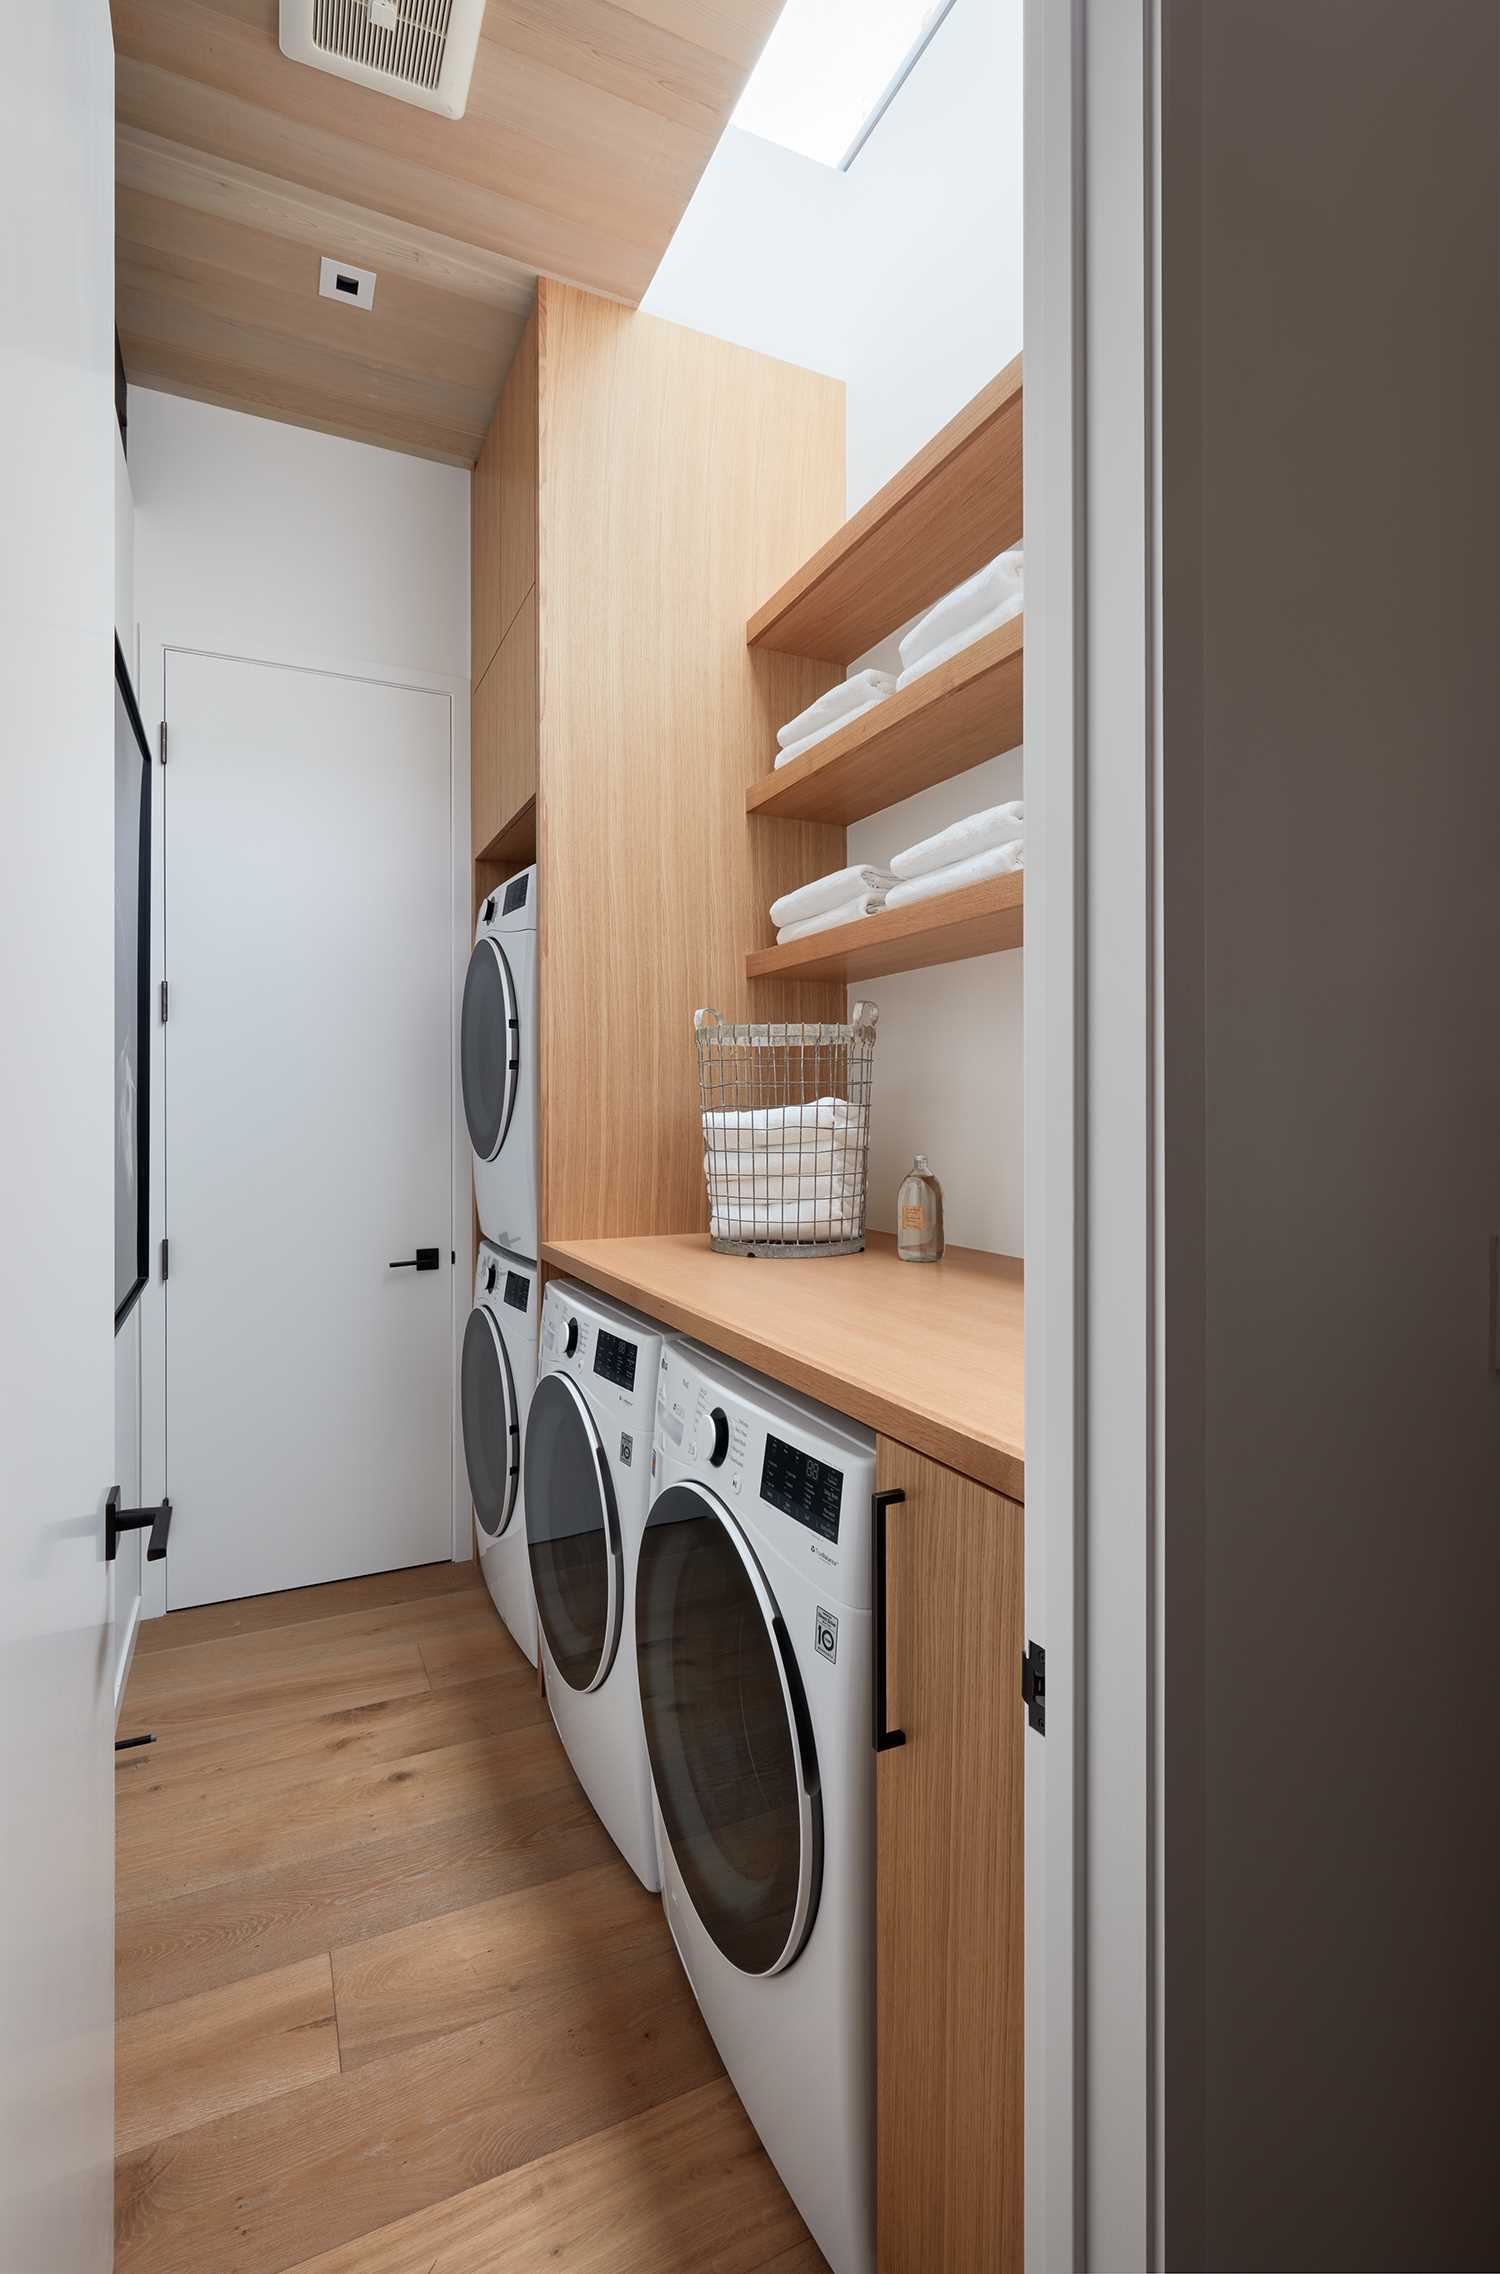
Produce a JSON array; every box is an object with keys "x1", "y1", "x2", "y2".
[{"x1": 41, "y1": 2, "x2": 1026, "y2": 2269}]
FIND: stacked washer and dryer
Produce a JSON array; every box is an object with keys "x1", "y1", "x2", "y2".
[{"x1": 460, "y1": 868, "x2": 540, "y2": 1665}]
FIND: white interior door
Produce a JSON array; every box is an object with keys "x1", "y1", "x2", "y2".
[{"x1": 163, "y1": 651, "x2": 454, "y2": 1608}]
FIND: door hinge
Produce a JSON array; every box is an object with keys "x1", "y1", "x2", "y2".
[
  {"x1": 159, "y1": 978, "x2": 169, "y2": 1024},
  {"x1": 160, "y1": 1236, "x2": 170, "y2": 1282},
  {"x1": 158, "y1": 719, "x2": 168, "y2": 765},
  {"x1": 1021, "y1": 1639, "x2": 1046, "y2": 1734}
]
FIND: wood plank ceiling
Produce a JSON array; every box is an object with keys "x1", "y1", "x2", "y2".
[{"x1": 112, "y1": 0, "x2": 787, "y2": 463}]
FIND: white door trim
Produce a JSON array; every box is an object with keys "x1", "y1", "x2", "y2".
[
  {"x1": 1025, "y1": 1, "x2": 1162, "y2": 2266},
  {"x1": 136, "y1": 633, "x2": 472, "y2": 1620}
]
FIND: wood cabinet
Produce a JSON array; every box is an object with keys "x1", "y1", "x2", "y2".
[
  {"x1": 471, "y1": 278, "x2": 852, "y2": 1245},
  {"x1": 875, "y1": 1437, "x2": 1024, "y2": 2273}
]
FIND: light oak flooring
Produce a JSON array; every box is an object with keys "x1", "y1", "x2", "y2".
[{"x1": 116, "y1": 1559, "x2": 826, "y2": 2274}]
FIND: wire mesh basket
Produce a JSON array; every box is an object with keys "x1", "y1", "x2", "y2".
[{"x1": 695, "y1": 1003, "x2": 879, "y2": 1258}]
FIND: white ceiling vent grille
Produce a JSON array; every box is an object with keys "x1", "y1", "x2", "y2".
[{"x1": 279, "y1": 0, "x2": 485, "y2": 119}]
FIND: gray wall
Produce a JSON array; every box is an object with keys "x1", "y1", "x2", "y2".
[{"x1": 1161, "y1": 5, "x2": 1500, "y2": 2266}]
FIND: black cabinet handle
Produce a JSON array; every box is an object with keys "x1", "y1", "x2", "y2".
[
  {"x1": 389, "y1": 1248, "x2": 441, "y2": 1271},
  {"x1": 873, "y1": 1487, "x2": 907, "y2": 1753},
  {"x1": 105, "y1": 1485, "x2": 173, "y2": 1563}
]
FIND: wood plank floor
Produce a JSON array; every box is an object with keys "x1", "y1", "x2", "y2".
[{"x1": 117, "y1": 1560, "x2": 826, "y2": 2273}]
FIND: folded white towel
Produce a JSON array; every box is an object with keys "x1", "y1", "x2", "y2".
[
  {"x1": 769, "y1": 866, "x2": 896, "y2": 930},
  {"x1": 774, "y1": 692, "x2": 890, "y2": 769},
  {"x1": 712, "y1": 1206, "x2": 863, "y2": 1242},
  {"x1": 777, "y1": 669, "x2": 897, "y2": 752},
  {"x1": 895, "y1": 590, "x2": 1023, "y2": 691},
  {"x1": 891, "y1": 799, "x2": 1025, "y2": 881},
  {"x1": 703, "y1": 1097, "x2": 865, "y2": 1148},
  {"x1": 706, "y1": 1145, "x2": 853, "y2": 1178},
  {"x1": 708, "y1": 1170, "x2": 861, "y2": 1203},
  {"x1": 899, "y1": 547, "x2": 1023, "y2": 676},
  {"x1": 776, "y1": 891, "x2": 887, "y2": 945},
  {"x1": 885, "y1": 838, "x2": 1025, "y2": 909}
]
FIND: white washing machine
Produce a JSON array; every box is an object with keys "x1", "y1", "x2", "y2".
[
  {"x1": 462, "y1": 865, "x2": 538, "y2": 1258},
  {"x1": 524, "y1": 1280, "x2": 663, "y2": 1891},
  {"x1": 640, "y1": 1341, "x2": 878, "y2": 2274},
  {"x1": 460, "y1": 1242, "x2": 539, "y2": 1666}
]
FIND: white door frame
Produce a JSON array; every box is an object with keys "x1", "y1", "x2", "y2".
[
  {"x1": 135, "y1": 633, "x2": 473, "y2": 1620},
  {"x1": 1024, "y1": 1, "x2": 1161, "y2": 2266}
]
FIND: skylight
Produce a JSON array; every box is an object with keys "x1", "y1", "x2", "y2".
[{"x1": 732, "y1": 0, "x2": 954, "y2": 171}]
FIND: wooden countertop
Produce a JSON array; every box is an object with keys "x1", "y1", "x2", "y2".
[{"x1": 541, "y1": 1231, "x2": 1024, "y2": 1500}]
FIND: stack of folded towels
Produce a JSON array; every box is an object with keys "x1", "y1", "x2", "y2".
[
  {"x1": 773, "y1": 669, "x2": 897, "y2": 769},
  {"x1": 769, "y1": 862, "x2": 896, "y2": 945},
  {"x1": 703, "y1": 1097, "x2": 866, "y2": 1243},
  {"x1": 886, "y1": 798, "x2": 1024, "y2": 908},
  {"x1": 896, "y1": 545, "x2": 1023, "y2": 690}
]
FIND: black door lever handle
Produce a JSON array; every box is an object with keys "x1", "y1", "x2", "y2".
[
  {"x1": 106, "y1": 1486, "x2": 173, "y2": 1562},
  {"x1": 389, "y1": 1248, "x2": 441, "y2": 1271}
]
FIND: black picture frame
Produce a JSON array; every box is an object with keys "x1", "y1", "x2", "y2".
[{"x1": 115, "y1": 638, "x2": 152, "y2": 1333}]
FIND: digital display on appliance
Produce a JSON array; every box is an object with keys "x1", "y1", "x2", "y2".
[
  {"x1": 503, "y1": 1271, "x2": 530, "y2": 1313},
  {"x1": 761, "y1": 1432, "x2": 843, "y2": 1542},
  {"x1": 593, "y1": 1328, "x2": 638, "y2": 1391},
  {"x1": 502, "y1": 873, "x2": 529, "y2": 914}
]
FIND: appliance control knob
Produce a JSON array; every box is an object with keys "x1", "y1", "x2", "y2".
[
  {"x1": 482, "y1": 896, "x2": 496, "y2": 923},
  {"x1": 708, "y1": 1407, "x2": 730, "y2": 1467},
  {"x1": 564, "y1": 1316, "x2": 580, "y2": 1357},
  {"x1": 484, "y1": 1262, "x2": 497, "y2": 1293}
]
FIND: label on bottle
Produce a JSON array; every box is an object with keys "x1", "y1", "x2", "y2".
[{"x1": 900, "y1": 1202, "x2": 927, "y2": 1230}]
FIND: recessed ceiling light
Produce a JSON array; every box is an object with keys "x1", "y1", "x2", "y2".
[{"x1": 319, "y1": 256, "x2": 377, "y2": 311}]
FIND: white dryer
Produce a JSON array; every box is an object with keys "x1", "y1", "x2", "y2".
[
  {"x1": 524, "y1": 1280, "x2": 663, "y2": 1891},
  {"x1": 640, "y1": 1341, "x2": 877, "y2": 2274},
  {"x1": 460, "y1": 1242, "x2": 539, "y2": 1666},
  {"x1": 462, "y1": 865, "x2": 538, "y2": 1258}
]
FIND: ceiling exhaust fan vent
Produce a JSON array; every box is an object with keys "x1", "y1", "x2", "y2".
[{"x1": 279, "y1": 0, "x2": 484, "y2": 119}]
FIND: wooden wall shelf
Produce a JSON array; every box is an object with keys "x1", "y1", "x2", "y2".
[
  {"x1": 542, "y1": 1231, "x2": 1024, "y2": 1499},
  {"x1": 747, "y1": 870, "x2": 1023, "y2": 984},
  {"x1": 747, "y1": 356, "x2": 1023, "y2": 663},
  {"x1": 747, "y1": 616, "x2": 1023, "y2": 826},
  {"x1": 476, "y1": 796, "x2": 536, "y2": 872}
]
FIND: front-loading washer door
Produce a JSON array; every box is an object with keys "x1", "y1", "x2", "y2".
[
  {"x1": 523, "y1": 1372, "x2": 622, "y2": 1694},
  {"x1": 636, "y1": 1482, "x2": 823, "y2": 1978},
  {"x1": 460, "y1": 935, "x2": 519, "y2": 1163},
  {"x1": 461, "y1": 1303, "x2": 519, "y2": 1539}
]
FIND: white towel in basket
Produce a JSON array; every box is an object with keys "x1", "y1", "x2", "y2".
[
  {"x1": 769, "y1": 867, "x2": 895, "y2": 931},
  {"x1": 776, "y1": 669, "x2": 897, "y2": 752},
  {"x1": 885, "y1": 837, "x2": 1025, "y2": 909},
  {"x1": 776, "y1": 891, "x2": 888, "y2": 945},
  {"x1": 711, "y1": 1205, "x2": 863, "y2": 1242},
  {"x1": 709, "y1": 1170, "x2": 861, "y2": 1205},
  {"x1": 890, "y1": 799, "x2": 1024, "y2": 881},
  {"x1": 706, "y1": 1145, "x2": 857, "y2": 1179},
  {"x1": 703, "y1": 1097, "x2": 866, "y2": 1149}
]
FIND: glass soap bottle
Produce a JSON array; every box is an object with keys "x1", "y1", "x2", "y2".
[{"x1": 896, "y1": 1154, "x2": 945, "y2": 1262}]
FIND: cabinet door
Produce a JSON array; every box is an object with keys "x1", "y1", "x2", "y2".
[
  {"x1": 471, "y1": 307, "x2": 538, "y2": 690},
  {"x1": 472, "y1": 588, "x2": 539, "y2": 857},
  {"x1": 875, "y1": 1437, "x2": 1024, "y2": 2273}
]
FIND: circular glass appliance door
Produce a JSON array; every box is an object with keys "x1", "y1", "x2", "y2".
[
  {"x1": 460, "y1": 935, "x2": 519, "y2": 1163},
  {"x1": 461, "y1": 1303, "x2": 519, "y2": 1539},
  {"x1": 636, "y1": 1481, "x2": 822, "y2": 1977},
  {"x1": 523, "y1": 1371, "x2": 622, "y2": 1694}
]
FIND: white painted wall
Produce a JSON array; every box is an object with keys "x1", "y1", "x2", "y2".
[
  {"x1": 128, "y1": 388, "x2": 472, "y2": 1618},
  {"x1": 643, "y1": 0, "x2": 1023, "y2": 1251},
  {"x1": 642, "y1": 127, "x2": 849, "y2": 379},
  {"x1": 0, "y1": 3, "x2": 118, "y2": 2262}
]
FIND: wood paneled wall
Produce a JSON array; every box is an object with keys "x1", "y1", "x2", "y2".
[{"x1": 531, "y1": 282, "x2": 848, "y2": 1241}]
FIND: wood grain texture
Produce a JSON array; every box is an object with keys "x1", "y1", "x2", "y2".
[
  {"x1": 472, "y1": 586, "x2": 539, "y2": 855},
  {"x1": 746, "y1": 870, "x2": 1024, "y2": 984},
  {"x1": 748, "y1": 357, "x2": 1024, "y2": 663},
  {"x1": 279, "y1": 2079, "x2": 814, "y2": 2274},
  {"x1": 112, "y1": 0, "x2": 789, "y2": 455},
  {"x1": 534, "y1": 280, "x2": 849, "y2": 1242},
  {"x1": 747, "y1": 616, "x2": 1025, "y2": 826},
  {"x1": 132, "y1": 1555, "x2": 479, "y2": 1655},
  {"x1": 542, "y1": 1231, "x2": 1025, "y2": 1498},
  {"x1": 472, "y1": 305, "x2": 537, "y2": 684},
  {"x1": 874, "y1": 1440, "x2": 1024, "y2": 2274},
  {"x1": 116, "y1": 1957, "x2": 338, "y2": 2153},
  {"x1": 116, "y1": 1567, "x2": 824, "y2": 2270}
]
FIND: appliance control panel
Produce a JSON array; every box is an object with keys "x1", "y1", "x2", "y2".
[{"x1": 503, "y1": 1270, "x2": 531, "y2": 1314}]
